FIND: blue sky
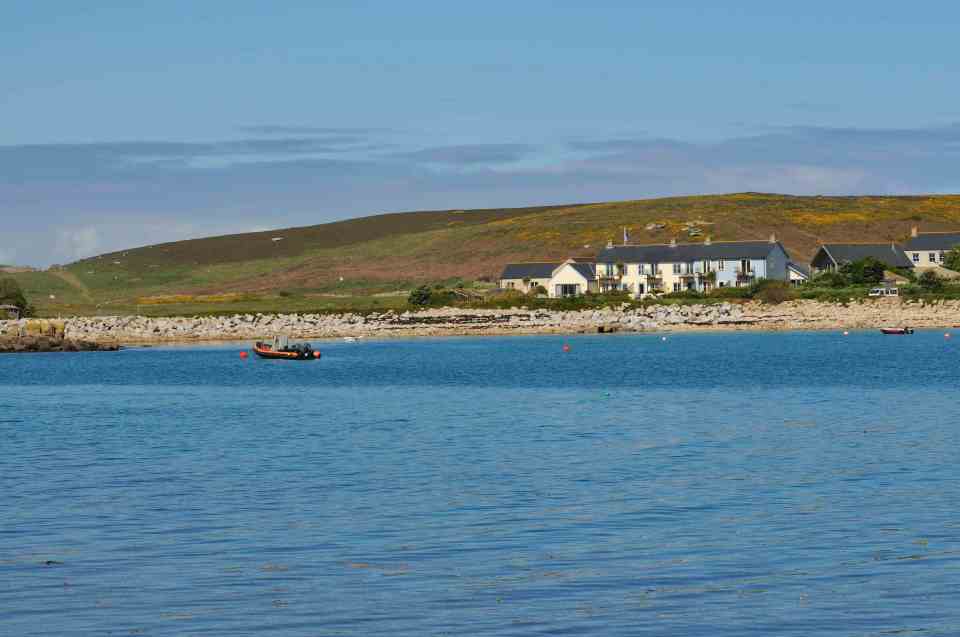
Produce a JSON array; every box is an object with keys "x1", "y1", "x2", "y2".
[{"x1": 3, "y1": 1, "x2": 960, "y2": 265}]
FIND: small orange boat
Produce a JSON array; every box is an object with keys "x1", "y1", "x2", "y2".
[{"x1": 253, "y1": 336, "x2": 320, "y2": 360}]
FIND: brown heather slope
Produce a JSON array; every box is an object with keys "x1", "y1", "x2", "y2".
[{"x1": 23, "y1": 193, "x2": 960, "y2": 312}]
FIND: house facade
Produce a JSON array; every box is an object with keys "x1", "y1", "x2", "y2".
[
  {"x1": 594, "y1": 236, "x2": 790, "y2": 298},
  {"x1": 498, "y1": 259, "x2": 598, "y2": 298},
  {"x1": 498, "y1": 263, "x2": 556, "y2": 294},
  {"x1": 810, "y1": 243, "x2": 913, "y2": 274},
  {"x1": 903, "y1": 227, "x2": 960, "y2": 268}
]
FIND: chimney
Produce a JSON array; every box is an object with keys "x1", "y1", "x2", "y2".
[
  {"x1": 911, "y1": 225, "x2": 919, "y2": 238},
  {"x1": 769, "y1": 232, "x2": 777, "y2": 244},
  {"x1": 704, "y1": 236, "x2": 712, "y2": 245},
  {"x1": 670, "y1": 238, "x2": 677, "y2": 247}
]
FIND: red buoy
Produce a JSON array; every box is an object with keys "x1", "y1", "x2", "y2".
[
  {"x1": 239, "y1": 351, "x2": 248, "y2": 359},
  {"x1": 562, "y1": 343, "x2": 571, "y2": 353},
  {"x1": 313, "y1": 351, "x2": 321, "y2": 358}
]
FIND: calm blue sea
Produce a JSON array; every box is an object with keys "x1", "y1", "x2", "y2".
[{"x1": 2, "y1": 331, "x2": 959, "y2": 636}]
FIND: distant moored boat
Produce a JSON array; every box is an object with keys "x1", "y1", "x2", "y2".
[{"x1": 880, "y1": 327, "x2": 914, "y2": 335}]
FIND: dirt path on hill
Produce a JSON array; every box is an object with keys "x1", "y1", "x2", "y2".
[{"x1": 51, "y1": 270, "x2": 94, "y2": 303}]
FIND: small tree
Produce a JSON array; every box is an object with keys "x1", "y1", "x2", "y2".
[
  {"x1": 944, "y1": 246, "x2": 960, "y2": 272},
  {"x1": 407, "y1": 285, "x2": 433, "y2": 306},
  {"x1": 841, "y1": 257, "x2": 885, "y2": 285},
  {"x1": 0, "y1": 278, "x2": 29, "y2": 315},
  {"x1": 918, "y1": 270, "x2": 944, "y2": 292}
]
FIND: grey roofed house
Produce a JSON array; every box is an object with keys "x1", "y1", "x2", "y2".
[
  {"x1": 596, "y1": 240, "x2": 785, "y2": 263},
  {"x1": 811, "y1": 243, "x2": 914, "y2": 271},
  {"x1": 499, "y1": 262, "x2": 558, "y2": 280},
  {"x1": 787, "y1": 262, "x2": 810, "y2": 277},
  {"x1": 903, "y1": 232, "x2": 960, "y2": 251}
]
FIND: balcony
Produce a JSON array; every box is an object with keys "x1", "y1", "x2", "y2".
[{"x1": 736, "y1": 269, "x2": 755, "y2": 281}]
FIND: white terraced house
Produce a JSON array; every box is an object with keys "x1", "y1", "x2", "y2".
[
  {"x1": 498, "y1": 259, "x2": 598, "y2": 297},
  {"x1": 594, "y1": 235, "x2": 791, "y2": 299},
  {"x1": 903, "y1": 226, "x2": 960, "y2": 267}
]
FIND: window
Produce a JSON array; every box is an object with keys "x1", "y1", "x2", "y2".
[
  {"x1": 673, "y1": 282, "x2": 681, "y2": 292},
  {"x1": 930, "y1": 253, "x2": 937, "y2": 263},
  {"x1": 913, "y1": 253, "x2": 920, "y2": 263},
  {"x1": 506, "y1": 281, "x2": 515, "y2": 289},
  {"x1": 740, "y1": 259, "x2": 751, "y2": 273},
  {"x1": 941, "y1": 253, "x2": 947, "y2": 263},
  {"x1": 673, "y1": 263, "x2": 681, "y2": 274},
  {"x1": 616, "y1": 263, "x2": 625, "y2": 276},
  {"x1": 718, "y1": 260, "x2": 725, "y2": 271}
]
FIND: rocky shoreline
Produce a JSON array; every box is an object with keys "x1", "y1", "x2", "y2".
[
  {"x1": 1, "y1": 299, "x2": 959, "y2": 344},
  {"x1": 0, "y1": 335, "x2": 120, "y2": 353}
]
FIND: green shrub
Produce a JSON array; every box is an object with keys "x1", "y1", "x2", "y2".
[
  {"x1": 709, "y1": 285, "x2": 752, "y2": 299},
  {"x1": 810, "y1": 271, "x2": 849, "y2": 288},
  {"x1": 750, "y1": 279, "x2": 795, "y2": 304},
  {"x1": 662, "y1": 288, "x2": 706, "y2": 300},
  {"x1": 407, "y1": 285, "x2": 433, "y2": 306},
  {"x1": 919, "y1": 270, "x2": 944, "y2": 292},
  {"x1": 944, "y1": 246, "x2": 960, "y2": 272}
]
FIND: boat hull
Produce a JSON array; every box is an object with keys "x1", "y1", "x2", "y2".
[
  {"x1": 880, "y1": 328, "x2": 914, "y2": 335},
  {"x1": 252, "y1": 343, "x2": 319, "y2": 360}
]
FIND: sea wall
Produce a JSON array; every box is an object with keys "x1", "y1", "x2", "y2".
[{"x1": 1, "y1": 299, "x2": 958, "y2": 343}]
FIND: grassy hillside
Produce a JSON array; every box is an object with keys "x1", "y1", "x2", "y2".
[{"x1": 12, "y1": 193, "x2": 960, "y2": 316}]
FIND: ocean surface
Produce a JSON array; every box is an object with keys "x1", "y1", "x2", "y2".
[{"x1": 2, "y1": 331, "x2": 959, "y2": 636}]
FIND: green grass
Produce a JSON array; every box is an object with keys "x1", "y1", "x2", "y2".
[{"x1": 12, "y1": 192, "x2": 960, "y2": 316}]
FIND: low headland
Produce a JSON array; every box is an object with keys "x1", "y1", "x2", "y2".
[{"x1": 2, "y1": 299, "x2": 958, "y2": 345}]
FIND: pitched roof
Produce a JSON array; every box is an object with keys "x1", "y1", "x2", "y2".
[
  {"x1": 596, "y1": 240, "x2": 783, "y2": 263},
  {"x1": 566, "y1": 262, "x2": 596, "y2": 279},
  {"x1": 819, "y1": 243, "x2": 913, "y2": 269},
  {"x1": 904, "y1": 232, "x2": 960, "y2": 251},
  {"x1": 499, "y1": 262, "x2": 557, "y2": 279},
  {"x1": 787, "y1": 262, "x2": 810, "y2": 277}
]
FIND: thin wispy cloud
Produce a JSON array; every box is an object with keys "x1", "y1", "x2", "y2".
[
  {"x1": 238, "y1": 125, "x2": 390, "y2": 136},
  {"x1": 392, "y1": 144, "x2": 538, "y2": 166},
  {"x1": 2, "y1": 123, "x2": 960, "y2": 266}
]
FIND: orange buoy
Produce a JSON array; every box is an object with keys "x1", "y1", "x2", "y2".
[
  {"x1": 239, "y1": 351, "x2": 248, "y2": 359},
  {"x1": 562, "y1": 343, "x2": 571, "y2": 353},
  {"x1": 313, "y1": 351, "x2": 322, "y2": 358}
]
